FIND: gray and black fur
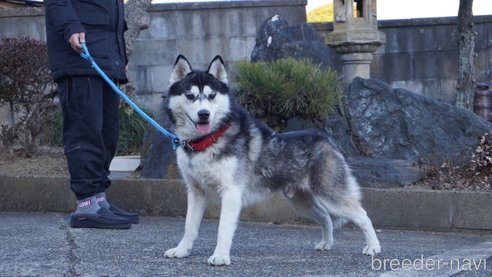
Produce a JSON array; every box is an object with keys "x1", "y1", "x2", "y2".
[{"x1": 164, "y1": 55, "x2": 381, "y2": 266}]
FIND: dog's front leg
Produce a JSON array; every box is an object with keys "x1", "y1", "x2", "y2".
[
  {"x1": 165, "y1": 185, "x2": 208, "y2": 259},
  {"x1": 207, "y1": 185, "x2": 242, "y2": 266}
]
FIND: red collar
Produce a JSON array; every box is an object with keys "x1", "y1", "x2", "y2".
[{"x1": 182, "y1": 122, "x2": 232, "y2": 152}]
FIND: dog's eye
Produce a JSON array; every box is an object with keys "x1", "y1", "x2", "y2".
[
  {"x1": 208, "y1": 93, "x2": 216, "y2": 100},
  {"x1": 185, "y1": 93, "x2": 195, "y2": 101}
]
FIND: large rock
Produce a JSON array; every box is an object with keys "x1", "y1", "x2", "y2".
[
  {"x1": 139, "y1": 125, "x2": 177, "y2": 179},
  {"x1": 251, "y1": 15, "x2": 336, "y2": 68},
  {"x1": 139, "y1": 78, "x2": 490, "y2": 185},
  {"x1": 139, "y1": 100, "x2": 178, "y2": 179},
  {"x1": 326, "y1": 78, "x2": 492, "y2": 164},
  {"x1": 348, "y1": 157, "x2": 423, "y2": 188}
]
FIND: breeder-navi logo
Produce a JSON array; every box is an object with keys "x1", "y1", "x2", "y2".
[{"x1": 371, "y1": 255, "x2": 487, "y2": 272}]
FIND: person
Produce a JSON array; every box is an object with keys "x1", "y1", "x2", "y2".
[{"x1": 45, "y1": 0, "x2": 139, "y2": 229}]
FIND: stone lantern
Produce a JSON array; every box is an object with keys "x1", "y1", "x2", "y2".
[{"x1": 326, "y1": 0, "x2": 386, "y2": 85}]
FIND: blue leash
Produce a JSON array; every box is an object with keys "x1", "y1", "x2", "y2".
[{"x1": 79, "y1": 43, "x2": 181, "y2": 149}]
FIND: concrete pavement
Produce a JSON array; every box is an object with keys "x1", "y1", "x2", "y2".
[{"x1": 1, "y1": 212, "x2": 491, "y2": 277}]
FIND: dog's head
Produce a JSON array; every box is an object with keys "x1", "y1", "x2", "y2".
[{"x1": 167, "y1": 55, "x2": 231, "y2": 139}]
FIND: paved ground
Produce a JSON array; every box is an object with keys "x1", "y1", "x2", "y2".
[{"x1": 1, "y1": 212, "x2": 491, "y2": 277}]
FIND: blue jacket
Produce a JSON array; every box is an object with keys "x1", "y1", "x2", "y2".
[{"x1": 45, "y1": 0, "x2": 128, "y2": 83}]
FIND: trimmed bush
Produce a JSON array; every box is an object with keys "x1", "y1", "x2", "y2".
[{"x1": 234, "y1": 59, "x2": 340, "y2": 129}]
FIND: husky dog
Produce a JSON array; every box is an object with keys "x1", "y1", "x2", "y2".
[{"x1": 164, "y1": 55, "x2": 381, "y2": 266}]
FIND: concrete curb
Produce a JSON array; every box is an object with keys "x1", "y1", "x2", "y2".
[{"x1": 1, "y1": 176, "x2": 491, "y2": 231}]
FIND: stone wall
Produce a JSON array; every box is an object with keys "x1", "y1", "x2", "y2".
[
  {"x1": 0, "y1": 7, "x2": 46, "y2": 41},
  {"x1": 0, "y1": 0, "x2": 307, "y2": 114},
  {"x1": 314, "y1": 15, "x2": 492, "y2": 103},
  {"x1": 1, "y1": 4, "x2": 491, "y2": 111},
  {"x1": 131, "y1": 0, "x2": 307, "y2": 112}
]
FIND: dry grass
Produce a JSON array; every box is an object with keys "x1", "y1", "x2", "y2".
[{"x1": 410, "y1": 131, "x2": 492, "y2": 192}]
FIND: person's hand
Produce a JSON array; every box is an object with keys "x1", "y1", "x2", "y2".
[{"x1": 69, "y1": 32, "x2": 85, "y2": 53}]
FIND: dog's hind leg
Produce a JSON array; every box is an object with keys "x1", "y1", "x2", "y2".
[
  {"x1": 327, "y1": 200, "x2": 381, "y2": 256},
  {"x1": 165, "y1": 184, "x2": 208, "y2": 259},
  {"x1": 286, "y1": 189, "x2": 334, "y2": 251}
]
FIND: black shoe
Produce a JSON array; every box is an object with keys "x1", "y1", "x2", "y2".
[
  {"x1": 109, "y1": 204, "x2": 140, "y2": 224},
  {"x1": 69, "y1": 207, "x2": 132, "y2": 229}
]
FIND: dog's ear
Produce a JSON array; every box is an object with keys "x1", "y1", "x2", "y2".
[
  {"x1": 207, "y1": 55, "x2": 228, "y2": 84},
  {"x1": 169, "y1": 55, "x2": 192, "y2": 84}
]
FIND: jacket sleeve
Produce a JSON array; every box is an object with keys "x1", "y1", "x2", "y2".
[{"x1": 44, "y1": 0, "x2": 85, "y2": 43}]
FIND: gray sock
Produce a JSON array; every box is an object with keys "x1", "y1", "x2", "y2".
[
  {"x1": 74, "y1": 196, "x2": 100, "y2": 215},
  {"x1": 95, "y1": 192, "x2": 110, "y2": 209}
]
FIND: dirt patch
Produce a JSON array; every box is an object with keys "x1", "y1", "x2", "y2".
[
  {"x1": 408, "y1": 161, "x2": 492, "y2": 192},
  {"x1": 0, "y1": 148, "x2": 68, "y2": 178},
  {"x1": 0, "y1": 148, "x2": 491, "y2": 192}
]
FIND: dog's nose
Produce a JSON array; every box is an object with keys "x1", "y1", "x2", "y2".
[{"x1": 197, "y1": 110, "x2": 210, "y2": 121}]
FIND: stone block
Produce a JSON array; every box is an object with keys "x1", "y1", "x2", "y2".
[
  {"x1": 452, "y1": 191, "x2": 492, "y2": 231},
  {"x1": 0, "y1": 176, "x2": 73, "y2": 212},
  {"x1": 148, "y1": 15, "x2": 176, "y2": 40},
  {"x1": 130, "y1": 39, "x2": 177, "y2": 67},
  {"x1": 487, "y1": 24, "x2": 492, "y2": 47},
  {"x1": 412, "y1": 51, "x2": 457, "y2": 79},
  {"x1": 109, "y1": 179, "x2": 187, "y2": 217},
  {"x1": 0, "y1": 16, "x2": 46, "y2": 42},
  {"x1": 474, "y1": 23, "x2": 487, "y2": 50},
  {"x1": 433, "y1": 24, "x2": 458, "y2": 52},
  {"x1": 229, "y1": 36, "x2": 256, "y2": 61},
  {"x1": 362, "y1": 188, "x2": 453, "y2": 230},
  {"x1": 149, "y1": 64, "x2": 173, "y2": 93},
  {"x1": 229, "y1": 9, "x2": 258, "y2": 36},
  {"x1": 475, "y1": 50, "x2": 492, "y2": 77},
  {"x1": 176, "y1": 37, "x2": 228, "y2": 65},
  {"x1": 1, "y1": 176, "x2": 492, "y2": 231},
  {"x1": 129, "y1": 66, "x2": 153, "y2": 94},
  {"x1": 418, "y1": 78, "x2": 445, "y2": 100},
  {"x1": 371, "y1": 53, "x2": 414, "y2": 82},
  {"x1": 438, "y1": 79, "x2": 457, "y2": 104},
  {"x1": 133, "y1": 92, "x2": 165, "y2": 115}
]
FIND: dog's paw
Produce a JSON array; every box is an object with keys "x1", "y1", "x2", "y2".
[
  {"x1": 362, "y1": 244, "x2": 381, "y2": 256},
  {"x1": 207, "y1": 255, "x2": 231, "y2": 266},
  {"x1": 164, "y1": 247, "x2": 191, "y2": 259},
  {"x1": 315, "y1": 241, "x2": 333, "y2": 251}
]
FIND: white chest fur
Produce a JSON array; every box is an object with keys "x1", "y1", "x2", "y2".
[{"x1": 176, "y1": 148, "x2": 239, "y2": 203}]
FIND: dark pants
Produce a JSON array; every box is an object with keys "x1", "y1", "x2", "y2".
[{"x1": 58, "y1": 76, "x2": 120, "y2": 200}]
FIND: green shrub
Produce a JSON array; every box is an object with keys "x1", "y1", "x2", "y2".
[
  {"x1": 45, "y1": 104, "x2": 148, "y2": 156},
  {"x1": 234, "y1": 59, "x2": 340, "y2": 128},
  {"x1": 116, "y1": 104, "x2": 148, "y2": 155},
  {"x1": 46, "y1": 109, "x2": 63, "y2": 147}
]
